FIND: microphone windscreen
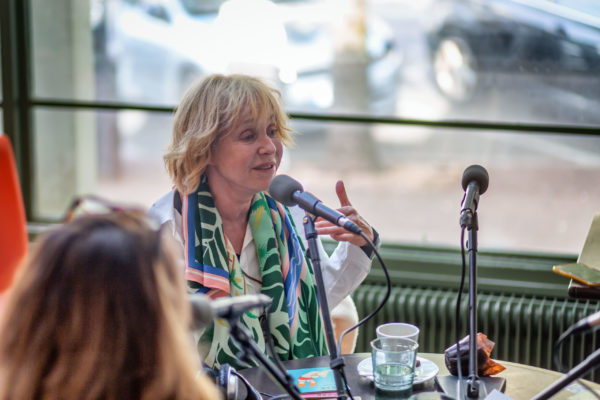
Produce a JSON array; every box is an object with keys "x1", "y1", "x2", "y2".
[
  {"x1": 461, "y1": 165, "x2": 489, "y2": 194},
  {"x1": 268, "y1": 174, "x2": 303, "y2": 206},
  {"x1": 189, "y1": 294, "x2": 215, "y2": 330}
]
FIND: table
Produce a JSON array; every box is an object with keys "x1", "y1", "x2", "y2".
[{"x1": 239, "y1": 353, "x2": 600, "y2": 399}]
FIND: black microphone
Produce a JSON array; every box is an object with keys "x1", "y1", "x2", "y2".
[
  {"x1": 189, "y1": 294, "x2": 272, "y2": 330},
  {"x1": 460, "y1": 165, "x2": 489, "y2": 227},
  {"x1": 268, "y1": 174, "x2": 362, "y2": 235}
]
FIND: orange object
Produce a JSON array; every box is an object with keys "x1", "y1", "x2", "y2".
[
  {"x1": 0, "y1": 135, "x2": 28, "y2": 292},
  {"x1": 444, "y1": 332, "x2": 506, "y2": 376}
]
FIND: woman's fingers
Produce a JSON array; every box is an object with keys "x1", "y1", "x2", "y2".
[
  {"x1": 335, "y1": 180, "x2": 352, "y2": 207},
  {"x1": 311, "y1": 181, "x2": 375, "y2": 247},
  {"x1": 315, "y1": 221, "x2": 368, "y2": 247}
]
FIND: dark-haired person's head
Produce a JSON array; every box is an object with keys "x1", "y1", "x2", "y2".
[{"x1": 0, "y1": 210, "x2": 220, "y2": 400}]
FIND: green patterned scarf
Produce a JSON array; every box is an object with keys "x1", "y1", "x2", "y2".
[{"x1": 182, "y1": 178, "x2": 328, "y2": 369}]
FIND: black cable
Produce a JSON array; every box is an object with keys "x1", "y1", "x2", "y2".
[
  {"x1": 237, "y1": 306, "x2": 298, "y2": 400},
  {"x1": 553, "y1": 327, "x2": 600, "y2": 400},
  {"x1": 553, "y1": 327, "x2": 574, "y2": 373},
  {"x1": 333, "y1": 231, "x2": 390, "y2": 400},
  {"x1": 231, "y1": 369, "x2": 265, "y2": 400},
  {"x1": 340, "y1": 367, "x2": 355, "y2": 400},
  {"x1": 336, "y1": 232, "x2": 391, "y2": 357},
  {"x1": 259, "y1": 231, "x2": 390, "y2": 400}
]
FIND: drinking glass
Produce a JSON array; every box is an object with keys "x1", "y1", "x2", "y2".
[{"x1": 371, "y1": 337, "x2": 419, "y2": 398}]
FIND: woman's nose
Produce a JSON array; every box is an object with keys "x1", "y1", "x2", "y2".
[{"x1": 259, "y1": 134, "x2": 277, "y2": 153}]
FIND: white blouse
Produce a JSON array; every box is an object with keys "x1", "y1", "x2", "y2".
[{"x1": 148, "y1": 190, "x2": 374, "y2": 310}]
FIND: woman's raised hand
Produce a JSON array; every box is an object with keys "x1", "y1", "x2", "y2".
[{"x1": 314, "y1": 181, "x2": 374, "y2": 247}]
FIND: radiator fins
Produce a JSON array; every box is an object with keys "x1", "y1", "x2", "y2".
[{"x1": 353, "y1": 285, "x2": 600, "y2": 381}]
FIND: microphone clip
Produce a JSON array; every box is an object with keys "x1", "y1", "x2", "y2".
[{"x1": 460, "y1": 208, "x2": 478, "y2": 230}]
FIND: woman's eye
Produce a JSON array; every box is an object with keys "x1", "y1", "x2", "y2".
[
  {"x1": 240, "y1": 131, "x2": 255, "y2": 141},
  {"x1": 267, "y1": 128, "x2": 277, "y2": 137}
]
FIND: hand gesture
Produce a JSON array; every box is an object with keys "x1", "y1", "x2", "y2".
[{"x1": 314, "y1": 181, "x2": 374, "y2": 247}]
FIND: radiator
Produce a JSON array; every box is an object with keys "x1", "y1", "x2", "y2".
[{"x1": 353, "y1": 285, "x2": 600, "y2": 381}]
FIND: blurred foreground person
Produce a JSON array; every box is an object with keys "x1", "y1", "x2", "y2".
[{"x1": 0, "y1": 198, "x2": 220, "y2": 400}]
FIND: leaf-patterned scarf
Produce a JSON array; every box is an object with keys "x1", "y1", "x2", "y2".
[{"x1": 182, "y1": 177, "x2": 328, "y2": 370}]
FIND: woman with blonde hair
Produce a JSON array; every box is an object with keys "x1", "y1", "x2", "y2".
[
  {"x1": 0, "y1": 199, "x2": 220, "y2": 400},
  {"x1": 150, "y1": 73, "x2": 379, "y2": 370}
]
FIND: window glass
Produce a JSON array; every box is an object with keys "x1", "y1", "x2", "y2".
[
  {"x1": 27, "y1": 0, "x2": 600, "y2": 126},
  {"x1": 554, "y1": 0, "x2": 600, "y2": 16},
  {"x1": 180, "y1": 0, "x2": 227, "y2": 14},
  {"x1": 287, "y1": 120, "x2": 600, "y2": 254},
  {"x1": 27, "y1": 0, "x2": 600, "y2": 254},
  {"x1": 31, "y1": 108, "x2": 172, "y2": 219},
  {"x1": 31, "y1": 107, "x2": 600, "y2": 254},
  {"x1": 405, "y1": 0, "x2": 600, "y2": 126},
  {"x1": 30, "y1": 0, "x2": 96, "y2": 101}
]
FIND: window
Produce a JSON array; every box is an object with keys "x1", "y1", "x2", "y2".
[{"x1": 6, "y1": 0, "x2": 600, "y2": 255}]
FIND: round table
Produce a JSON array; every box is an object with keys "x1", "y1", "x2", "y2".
[{"x1": 239, "y1": 352, "x2": 600, "y2": 399}]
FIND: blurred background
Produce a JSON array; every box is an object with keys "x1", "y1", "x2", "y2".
[{"x1": 10, "y1": 0, "x2": 600, "y2": 254}]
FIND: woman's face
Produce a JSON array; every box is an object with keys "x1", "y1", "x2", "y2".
[{"x1": 207, "y1": 109, "x2": 283, "y2": 198}]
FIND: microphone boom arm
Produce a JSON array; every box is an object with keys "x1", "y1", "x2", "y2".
[
  {"x1": 533, "y1": 347, "x2": 600, "y2": 400},
  {"x1": 226, "y1": 315, "x2": 304, "y2": 400}
]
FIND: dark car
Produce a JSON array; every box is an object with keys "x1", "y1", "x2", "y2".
[{"x1": 424, "y1": 0, "x2": 600, "y2": 123}]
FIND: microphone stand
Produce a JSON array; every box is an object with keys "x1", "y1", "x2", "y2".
[
  {"x1": 464, "y1": 211, "x2": 484, "y2": 398},
  {"x1": 227, "y1": 315, "x2": 304, "y2": 400},
  {"x1": 532, "y1": 347, "x2": 600, "y2": 400},
  {"x1": 303, "y1": 213, "x2": 348, "y2": 399},
  {"x1": 438, "y1": 202, "x2": 506, "y2": 399}
]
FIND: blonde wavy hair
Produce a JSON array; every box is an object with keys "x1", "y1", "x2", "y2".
[
  {"x1": 0, "y1": 210, "x2": 220, "y2": 400},
  {"x1": 164, "y1": 73, "x2": 294, "y2": 195}
]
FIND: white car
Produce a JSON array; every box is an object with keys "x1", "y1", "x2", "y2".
[{"x1": 100, "y1": 0, "x2": 401, "y2": 112}]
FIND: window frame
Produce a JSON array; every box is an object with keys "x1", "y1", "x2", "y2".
[{"x1": 1, "y1": 0, "x2": 598, "y2": 295}]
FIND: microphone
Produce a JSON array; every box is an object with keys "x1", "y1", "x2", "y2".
[
  {"x1": 268, "y1": 174, "x2": 362, "y2": 235},
  {"x1": 460, "y1": 165, "x2": 489, "y2": 227},
  {"x1": 189, "y1": 293, "x2": 272, "y2": 329}
]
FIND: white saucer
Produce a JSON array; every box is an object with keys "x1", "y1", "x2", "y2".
[{"x1": 356, "y1": 356, "x2": 439, "y2": 385}]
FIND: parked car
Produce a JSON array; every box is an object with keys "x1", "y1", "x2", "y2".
[
  {"x1": 98, "y1": 0, "x2": 401, "y2": 113},
  {"x1": 424, "y1": 0, "x2": 600, "y2": 111}
]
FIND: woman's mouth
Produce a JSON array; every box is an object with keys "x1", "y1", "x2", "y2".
[{"x1": 254, "y1": 163, "x2": 275, "y2": 171}]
